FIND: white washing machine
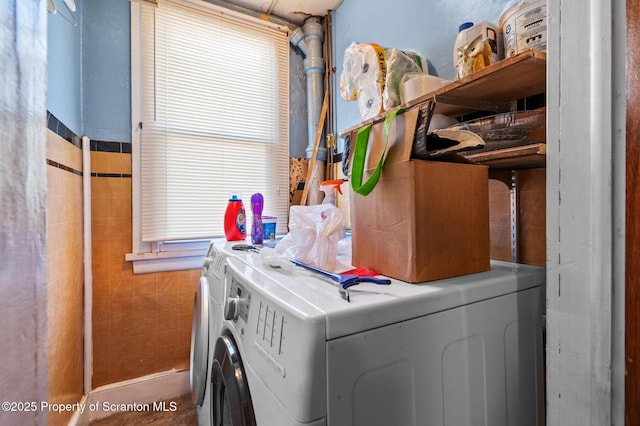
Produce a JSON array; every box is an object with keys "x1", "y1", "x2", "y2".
[
  {"x1": 190, "y1": 240, "x2": 253, "y2": 426},
  {"x1": 207, "y1": 253, "x2": 546, "y2": 426}
]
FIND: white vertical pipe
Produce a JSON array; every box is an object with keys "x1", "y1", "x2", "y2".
[
  {"x1": 291, "y1": 17, "x2": 326, "y2": 204},
  {"x1": 82, "y1": 136, "x2": 93, "y2": 394},
  {"x1": 302, "y1": 18, "x2": 325, "y2": 161}
]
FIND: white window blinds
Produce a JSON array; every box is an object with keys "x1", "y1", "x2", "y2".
[{"x1": 137, "y1": 0, "x2": 289, "y2": 242}]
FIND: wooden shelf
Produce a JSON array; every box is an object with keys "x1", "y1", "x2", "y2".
[
  {"x1": 339, "y1": 49, "x2": 547, "y2": 169},
  {"x1": 423, "y1": 49, "x2": 547, "y2": 117},
  {"x1": 462, "y1": 143, "x2": 546, "y2": 169}
]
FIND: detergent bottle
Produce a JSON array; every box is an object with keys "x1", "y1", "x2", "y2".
[
  {"x1": 224, "y1": 193, "x2": 246, "y2": 241},
  {"x1": 250, "y1": 193, "x2": 264, "y2": 245}
]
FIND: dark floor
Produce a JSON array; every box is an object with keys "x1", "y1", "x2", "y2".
[{"x1": 87, "y1": 393, "x2": 197, "y2": 425}]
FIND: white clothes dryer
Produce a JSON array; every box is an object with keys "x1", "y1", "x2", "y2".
[{"x1": 209, "y1": 253, "x2": 546, "y2": 426}]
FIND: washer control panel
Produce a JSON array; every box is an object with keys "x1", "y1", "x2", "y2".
[
  {"x1": 222, "y1": 256, "x2": 327, "y2": 407},
  {"x1": 225, "y1": 276, "x2": 251, "y2": 323}
]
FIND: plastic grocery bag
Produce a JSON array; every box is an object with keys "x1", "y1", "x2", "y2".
[
  {"x1": 277, "y1": 204, "x2": 345, "y2": 271},
  {"x1": 339, "y1": 43, "x2": 385, "y2": 102},
  {"x1": 383, "y1": 48, "x2": 426, "y2": 110},
  {"x1": 340, "y1": 43, "x2": 426, "y2": 120},
  {"x1": 340, "y1": 43, "x2": 387, "y2": 120}
]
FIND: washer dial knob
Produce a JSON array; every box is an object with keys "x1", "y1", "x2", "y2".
[{"x1": 224, "y1": 296, "x2": 241, "y2": 321}]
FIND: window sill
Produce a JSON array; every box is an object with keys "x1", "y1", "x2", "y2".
[{"x1": 125, "y1": 249, "x2": 207, "y2": 274}]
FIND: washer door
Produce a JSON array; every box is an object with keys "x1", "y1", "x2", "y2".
[
  {"x1": 190, "y1": 276, "x2": 210, "y2": 406},
  {"x1": 211, "y1": 334, "x2": 256, "y2": 426}
]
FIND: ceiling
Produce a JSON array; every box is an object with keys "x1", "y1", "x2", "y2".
[{"x1": 225, "y1": 0, "x2": 343, "y2": 25}]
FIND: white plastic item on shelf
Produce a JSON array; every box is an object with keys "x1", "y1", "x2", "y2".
[
  {"x1": 399, "y1": 72, "x2": 451, "y2": 104},
  {"x1": 499, "y1": 0, "x2": 547, "y2": 57}
]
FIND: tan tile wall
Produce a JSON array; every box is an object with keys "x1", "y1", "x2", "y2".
[
  {"x1": 46, "y1": 130, "x2": 84, "y2": 426},
  {"x1": 90, "y1": 148, "x2": 201, "y2": 388}
]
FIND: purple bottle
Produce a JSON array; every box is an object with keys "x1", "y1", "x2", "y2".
[{"x1": 251, "y1": 193, "x2": 264, "y2": 245}]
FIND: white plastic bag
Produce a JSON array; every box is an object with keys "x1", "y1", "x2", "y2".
[
  {"x1": 280, "y1": 204, "x2": 345, "y2": 271},
  {"x1": 340, "y1": 43, "x2": 427, "y2": 120},
  {"x1": 339, "y1": 42, "x2": 385, "y2": 103},
  {"x1": 383, "y1": 48, "x2": 427, "y2": 110}
]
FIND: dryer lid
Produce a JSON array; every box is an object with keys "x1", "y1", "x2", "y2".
[{"x1": 232, "y1": 256, "x2": 546, "y2": 340}]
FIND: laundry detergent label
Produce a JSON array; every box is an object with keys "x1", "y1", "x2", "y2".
[{"x1": 236, "y1": 211, "x2": 246, "y2": 234}]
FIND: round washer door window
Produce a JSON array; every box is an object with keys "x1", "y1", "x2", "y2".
[{"x1": 211, "y1": 334, "x2": 256, "y2": 426}]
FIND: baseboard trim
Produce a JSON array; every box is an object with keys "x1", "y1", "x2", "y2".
[{"x1": 69, "y1": 369, "x2": 190, "y2": 425}]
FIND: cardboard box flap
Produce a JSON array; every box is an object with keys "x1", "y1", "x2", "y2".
[{"x1": 359, "y1": 107, "x2": 419, "y2": 171}]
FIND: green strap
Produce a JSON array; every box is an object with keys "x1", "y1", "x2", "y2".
[{"x1": 351, "y1": 108, "x2": 405, "y2": 196}]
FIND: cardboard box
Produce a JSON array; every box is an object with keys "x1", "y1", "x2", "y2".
[{"x1": 348, "y1": 108, "x2": 490, "y2": 283}]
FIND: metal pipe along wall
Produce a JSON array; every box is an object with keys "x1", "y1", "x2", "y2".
[{"x1": 291, "y1": 16, "x2": 326, "y2": 204}]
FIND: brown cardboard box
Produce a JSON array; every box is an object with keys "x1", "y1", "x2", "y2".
[{"x1": 348, "y1": 108, "x2": 490, "y2": 283}]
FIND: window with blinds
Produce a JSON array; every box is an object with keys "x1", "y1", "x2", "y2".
[{"x1": 133, "y1": 0, "x2": 290, "y2": 247}]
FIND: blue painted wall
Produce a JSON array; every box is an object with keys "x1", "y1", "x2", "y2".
[
  {"x1": 47, "y1": 0, "x2": 82, "y2": 136},
  {"x1": 331, "y1": 0, "x2": 512, "y2": 135},
  {"x1": 46, "y1": 0, "x2": 131, "y2": 141},
  {"x1": 82, "y1": 0, "x2": 132, "y2": 142}
]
